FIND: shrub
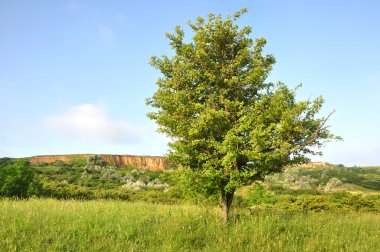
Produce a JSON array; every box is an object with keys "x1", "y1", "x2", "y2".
[
  {"x1": 324, "y1": 177, "x2": 344, "y2": 193},
  {"x1": 274, "y1": 193, "x2": 380, "y2": 212},
  {"x1": 276, "y1": 195, "x2": 344, "y2": 212},
  {"x1": 245, "y1": 183, "x2": 276, "y2": 206},
  {"x1": 0, "y1": 160, "x2": 41, "y2": 198},
  {"x1": 87, "y1": 155, "x2": 107, "y2": 167},
  {"x1": 52, "y1": 160, "x2": 66, "y2": 167}
]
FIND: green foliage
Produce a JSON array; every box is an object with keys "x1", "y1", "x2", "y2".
[
  {"x1": 282, "y1": 165, "x2": 380, "y2": 191},
  {"x1": 255, "y1": 193, "x2": 380, "y2": 213},
  {"x1": 1, "y1": 155, "x2": 379, "y2": 215},
  {"x1": 147, "y1": 8, "x2": 339, "y2": 207},
  {"x1": 38, "y1": 179, "x2": 190, "y2": 204},
  {"x1": 0, "y1": 159, "x2": 40, "y2": 198},
  {"x1": 245, "y1": 182, "x2": 276, "y2": 205},
  {"x1": 258, "y1": 165, "x2": 380, "y2": 197},
  {"x1": 23, "y1": 155, "x2": 187, "y2": 203},
  {"x1": 240, "y1": 178, "x2": 380, "y2": 213},
  {"x1": 328, "y1": 191, "x2": 380, "y2": 211},
  {"x1": 167, "y1": 168, "x2": 220, "y2": 205},
  {"x1": 0, "y1": 157, "x2": 15, "y2": 167},
  {"x1": 324, "y1": 177, "x2": 344, "y2": 193},
  {"x1": 87, "y1": 154, "x2": 107, "y2": 167}
]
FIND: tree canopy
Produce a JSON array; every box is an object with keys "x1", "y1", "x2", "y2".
[
  {"x1": 0, "y1": 159, "x2": 40, "y2": 198},
  {"x1": 147, "y1": 9, "x2": 340, "y2": 222}
]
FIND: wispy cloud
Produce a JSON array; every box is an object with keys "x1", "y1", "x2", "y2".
[{"x1": 44, "y1": 103, "x2": 140, "y2": 144}]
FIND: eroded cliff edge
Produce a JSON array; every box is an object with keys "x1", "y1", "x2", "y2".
[
  {"x1": 30, "y1": 154, "x2": 173, "y2": 171},
  {"x1": 29, "y1": 154, "x2": 326, "y2": 171}
]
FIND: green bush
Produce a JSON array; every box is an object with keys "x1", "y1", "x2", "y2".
[
  {"x1": 329, "y1": 192, "x2": 380, "y2": 211},
  {"x1": 87, "y1": 155, "x2": 107, "y2": 167},
  {"x1": 245, "y1": 183, "x2": 276, "y2": 205},
  {"x1": 275, "y1": 193, "x2": 380, "y2": 212},
  {"x1": 276, "y1": 195, "x2": 343, "y2": 212},
  {"x1": 0, "y1": 160, "x2": 41, "y2": 198}
]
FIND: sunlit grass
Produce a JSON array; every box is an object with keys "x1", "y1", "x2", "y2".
[{"x1": 0, "y1": 198, "x2": 379, "y2": 251}]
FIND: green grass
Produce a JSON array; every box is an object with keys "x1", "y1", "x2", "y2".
[{"x1": 0, "y1": 199, "x2": 379, "y2": 252}]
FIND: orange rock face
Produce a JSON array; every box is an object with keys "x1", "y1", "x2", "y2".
[
  {"x1": 29, "y1": 154, "x2": 173, "y2": 171},
  {"x1": 300, "y1": 162, "x2": 328, "y2": 168}
]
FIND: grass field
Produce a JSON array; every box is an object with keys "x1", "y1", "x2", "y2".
[{"x1": 0, "y1": 199, "x2": 379, "y2": 252}]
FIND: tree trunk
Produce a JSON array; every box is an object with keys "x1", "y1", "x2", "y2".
[{"x1": 221, "y1": 191, "x2": 234, "y2": 224}]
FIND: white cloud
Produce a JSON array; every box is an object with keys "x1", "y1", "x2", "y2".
[{"x1": 45, "y1": 103, "x2": 140, "y2": 144}]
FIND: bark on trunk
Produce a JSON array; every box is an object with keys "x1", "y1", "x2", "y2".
[{"x1": 221, "y1": 191, "x2": 234, "y2": 224}]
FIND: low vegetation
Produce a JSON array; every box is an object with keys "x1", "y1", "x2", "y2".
[
  {"x1": 266, "y1": 164, "x2": 380, "y2": 192},
  {"x1": 0, "y1": 199, "x2": 379, "y2": 252},
  {"x1": 1, "y1": 156, "x2": 380, "y2": 211},
  {"x1": 1, "y1": 156, "x2": 379, "y2": 251}
]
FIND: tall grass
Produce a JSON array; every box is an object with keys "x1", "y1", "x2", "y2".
[{"x1": 0, "y1": 199, "x2": 379, "y2": 251}]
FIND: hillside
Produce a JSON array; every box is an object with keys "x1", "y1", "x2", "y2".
[
  {"x1": 1, "y1": 155, "x2": 379, "y2": 195},
  {"x1": 265, "y1": 164, "x2": 380, "y2": 194},
  {"x1": 1, "y1": 155, "x2": 380, "y2": 212},
  {"x1": 14, "y1": 154, "x2": 380, "y2": 194}
]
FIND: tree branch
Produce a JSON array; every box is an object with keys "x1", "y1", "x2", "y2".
[{"x1": 289, "y1": 110, "x2": 335, "y2": 154}]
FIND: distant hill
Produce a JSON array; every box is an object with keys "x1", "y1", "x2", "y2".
[
  {"x1": 1, "y1": 155, "x2": 379, "y2": 211},
  {"x1": 28, "y1": 154, "x2": 330, "y2": 171},
  {"x1": 299, "y1": 162, "x2": 329, "y2": 168},
  {"x1": 1, "y1": 155, "x2": 379, "y2": 195},
  {"x1": 269, "y1": 163, "x2": 380, "y2": 193}
]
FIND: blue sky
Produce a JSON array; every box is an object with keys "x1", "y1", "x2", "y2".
[{"x1": 1, "y1": 0, "x2": 379, "y2": 166}]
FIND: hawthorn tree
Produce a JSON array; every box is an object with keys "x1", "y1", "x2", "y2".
[{"x1": 147, "y1": 9, "x2": 340, "y2": 223}]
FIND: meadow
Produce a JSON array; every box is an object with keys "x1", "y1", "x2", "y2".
[
  {"x1": 1, "y1": 198, "x2": 379, "y2": 252},
  {"x1": 1, "y1": 157, "x2": 380, "y2": 251}
]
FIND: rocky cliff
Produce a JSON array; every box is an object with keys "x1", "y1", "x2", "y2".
[
  {"x1": 29, "y1": 154, "x2": 326, "y2": 171},
  {"x1": 29, "y1": 154, "x2": 172, "y2": 171},
  {"x1": 300, "y1": 162, "x2": 328, "y2": 168}
]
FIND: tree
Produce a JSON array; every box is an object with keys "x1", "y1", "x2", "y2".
[
  {"x1": 147, "y1": 9, "x2": 340, "y2": 223},
  {"x1": 0, "y1": 159, "x2": 40, "y2": 198}
]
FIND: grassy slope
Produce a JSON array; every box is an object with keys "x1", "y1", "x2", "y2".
[
  {"x1": 290, "y1": 165, "x2": 380, "y2": 191},
  {"x1": 0, "y1": 199, "x2": 379, "y2": 252},
  {"x1": 258, "y1": 164, "x2": 380, "y2": 195},
  {"x1": 31, "y1": 160, "x2": 167, "y2": 190}
]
